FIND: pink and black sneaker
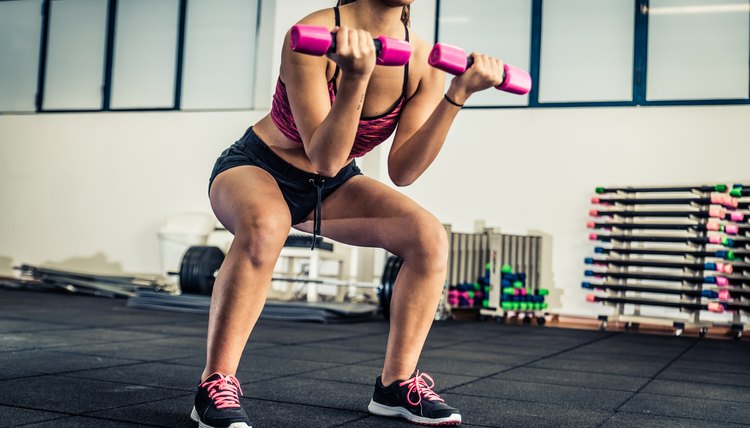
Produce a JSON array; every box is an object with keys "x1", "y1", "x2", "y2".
[
  {"x1": 367, "y1": 371, "x2": 462, "y2": 426},
  {"x1": 191, "y1": 373, "x2": 252, "y2": 428}
]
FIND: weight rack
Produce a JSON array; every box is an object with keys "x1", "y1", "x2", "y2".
[{"x1": 584, "y1": 183, "x2": 750, "y2": 338}]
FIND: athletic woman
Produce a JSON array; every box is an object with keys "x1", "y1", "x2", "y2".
[{"x1": 192, "y1": 0, "x2": 506, "y2": 426}]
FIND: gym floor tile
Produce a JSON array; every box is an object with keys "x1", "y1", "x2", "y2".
[
  {"x1": 599, "y1": 411, "x2": 747, "y2": 428},
  {"x1": 620, "y1": 392, "x2": 750, "y2": 424},
  {"x1": 340, "y1": 415, "x2": 485, "y2": 427},
  {"x1": 304, "y1": 335, "x2": 390, "y2": 353},
  {"x1": 58, "y1": 362, "x2": 278, "y2": 392},
  {"x1": 119, "y1": 321, "x2": 210, "y2": 337},
  {"x1": 0, "y1": 405, "x2": 64, "y2": 427},
  {"x1": 18, "y1": 416, "x2": 150, "y2": 427},
  {"x1": 248, "y1": 344, "x2": 380, "y2": 364},
  {"x1": 641, "y1": 379, "x2": 750, "y2": 403},
  {"x1": 419, "y1": 347, "x2": 542, "y2": 365},
  {"x1": 0, "y1": 319, "x2": 75, "y2": 334},
  {"x1": 0, "y1": 375, "x2": 184, "y2": 414},
  {"x1": 680, "y1": 347, "x2": 750, "y2": 366},
  {"x1": 357, "y1": 355, "x2": 514, "y2": 377},
  {"x1": 449, "y1": 378, "x2": 632, "y2": 410},
  {"x1": 446, "y1": 393, "x2": 612, "y2": 427},
  {"x1": 0, "y1": 328, "x2": 169, "y2": 351},
  {"x1": 656, "y1": 366, "x2": 750, "y2": 388},
  {"x1": 670, "y1": 358, "x2": 750, "y2": 376},
  {"x1": 52, "y1": 340, "x2": 203, "y2": 362},
  {"x1": 529, "y1": 355, "x2": 669, "y2": 377},
  {"x1": 168, "y1": 353, "x2": 340, "y2": 376},
  {"x1": 492, "y1": 366, "x2": 650, "y2": 392},
  {"x1": 299, "y1": 364, "x2": 477, "y2": 389},
  {"x1": 245, "y1": 377, "x2": 376, "y2": 412},
  {"x1": 0, "y1": 349, "x2": 140, "y2": 375}
]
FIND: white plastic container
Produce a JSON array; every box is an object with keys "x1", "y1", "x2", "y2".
[{"x1": 158, "y1": 213, "x2": 216, "y2": 279}]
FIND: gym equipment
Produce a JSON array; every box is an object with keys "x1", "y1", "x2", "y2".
[
  {"x1": 586, "y1": 257, "x2": 734, "y2": 274},
  {"x1": 582, "y1": 282, "x2": 718, "y2": 298},
  {"x1": 589, "y1": 207, "x2": 744, "y2": 221},
  {"x1": 586, "y1": 294, "x2": 721, "y2": 312},
  {"x1": 290, "y1": 24, "x2": 411, "y2": 66},
  {"x1": 179, "y1": 246, "x2": 225, "y2": 295},
  {"x1": 587, "y1": 220, "x2": 746, "y2": 234},
  {"x1": 13, "y1": 264, "x2": 175, "y2": 298},
  {"x1": 128, "y1": 290, "x2": 378, "y2": 323},
  {"x1": 428, "y1": 43, "x2": 531, "y2": 95},
  {"x1": 585, "y1": 270, "x2": 739, "y2": 286},
  {"x1": 589, "y1": 233, "x2": 735, "y2": 247},
  {"x1": 594, "y1": 246, "x2": 744, "y2": 261},
  {"x1": 379, "y1": 255, "x2": 402, "y2": 319},
  {"x1": 595, "y1": 184, "x2": 728, "y2": 194},
  {"x1": 592, "y1": 195, "x2": 737, "y2": 208}
]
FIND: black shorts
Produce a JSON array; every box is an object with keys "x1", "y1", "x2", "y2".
[{"x1": 208, "y1": 127, "x2": 362, "y2": 228}]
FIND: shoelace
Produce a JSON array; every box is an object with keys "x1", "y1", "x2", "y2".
[
  {"x1": 399, "y1": 371, "x2": 445, "y2": 406},
  {"x1": 201, "y1": 374, "x2": 243, "y2": 409}
]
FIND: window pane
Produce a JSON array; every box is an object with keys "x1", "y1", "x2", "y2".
[
  {"x1": 43, "y1": 0, "x2": 108, "y2": 110},
  {"x1": 110, "y1": 0, "x2": 179, "y2": 109},
  {"x1": 181, "y1": 0, "x2": 258, "y2": 110},
  {"x1": 539, "y1": 0, "x2": 634, "y2": 103},
  {"x1": 647, "y1": 0, "x2": 749, "y2": 101},
  {"x1": 0, "y1": 0, "x2": 43, "y2": 112},
  {"x1": 438, "y1": 0, "x2": 532, "y2": 106}
]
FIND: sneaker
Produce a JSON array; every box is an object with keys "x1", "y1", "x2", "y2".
[
  {"x1": 368, "y1": 371, "x2": 461, "y2": 426},
  {"x1": 191, "y1": 372, "x2": 252, "y2": 428}
]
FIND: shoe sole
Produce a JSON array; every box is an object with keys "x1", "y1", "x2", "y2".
[
  {"x1": 190, "y1": 406, "x2": 252, "y2": 428},
  {"x1": 367, "y1": 400, "x2": 462, "y2": 426}
]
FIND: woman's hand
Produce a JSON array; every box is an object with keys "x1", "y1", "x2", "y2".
[
  {"x1": 327, "y1": 26, "x2": 377, "y2": 80},
  {"x1": 446, "y1": 53, "x2": 505, "y2": 105}
]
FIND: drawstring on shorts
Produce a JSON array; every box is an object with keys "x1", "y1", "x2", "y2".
[{"x1": 309, "y1": 177, "x2": 325, "y2": 250}]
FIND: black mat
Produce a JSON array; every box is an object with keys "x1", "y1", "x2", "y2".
[{"x1": 1, "y1": 289, "x2": 749, "y2": 427}]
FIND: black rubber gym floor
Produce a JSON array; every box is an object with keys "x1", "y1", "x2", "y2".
[{"x1": 1, "y1": 289, "x2": 749, "y2": 428}]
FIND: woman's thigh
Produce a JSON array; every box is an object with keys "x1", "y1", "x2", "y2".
[
  {"x1": 294, "y1": 175, "x2": 447, "y2": 257},
  {"x1": 210, "y1": 166, "x2": 291, "y2": 238}
]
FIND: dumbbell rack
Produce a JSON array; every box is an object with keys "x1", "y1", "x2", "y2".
[{"x1": 584, "y1": 183, "x2": 750, "y2": 339}]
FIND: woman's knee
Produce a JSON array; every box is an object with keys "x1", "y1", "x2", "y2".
[
  {"x1": 402, "y1": 211, "x2": 449, "y2": 272},
  {"x1": 232, "y1": 215, "x2": 290, "y2": 268}
]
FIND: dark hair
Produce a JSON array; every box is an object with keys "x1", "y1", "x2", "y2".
[{"x1": 336, "y1": 0, "x2": 410, "y2": 27}]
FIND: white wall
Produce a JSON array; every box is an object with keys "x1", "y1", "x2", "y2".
[{"x1": 1, "y1": 0, "x2": 749, "y2": 320}]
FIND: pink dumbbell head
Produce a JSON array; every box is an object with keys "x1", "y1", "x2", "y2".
[
  {"x1": 709, "y1": 235, "x2": 722, "y2": 245},
  {"x1": 589, "y1": 233, "x2": 598, "y2": 240},
  {"x1": 716, "y1": 263, "x2": 734, "y2": 275},
  {"x1": 428, "y1": 43, "x2": 532, "y2": 95},
  {"x1": 715, "y1": 277, "x2": 729, "y2": 286},
  {"x1": 374, "y1": 36, "x2": 411, "y2": 66},
  {"x1": 707, "y1": 302, "x2": 724, "y2": 313},
  {"x1": 718, "y1": 290, "x2": 731, "y2": 300},
  {"x1": 589, "y1": 209, "x2": 599, "y2": 216},
  {"x1": 290, "y1": 25, "x2": 410, "y2": 66},
  {"x1": 725, "y1": 224, "x2": 739, "y2": 235},
  {"x1": 290, "y1": 25, "x2": 332, "y2": 55},
  {"x1": 707, "y1": 221, "x2": 721, "y2": 231},
  {"x1": 586, "y1": 221, "x2": 596, "y2": 228},
  {"x1": 730, "y1": 211, "x2": 745, "y2": 221},
  {"x1": 585, "y1": 294, "x2": 597, "y2": 303}
]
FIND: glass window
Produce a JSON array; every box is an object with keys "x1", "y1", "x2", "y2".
[
  {"x1": 438, "y1": 0, "x2": 532, "y2": 107},
  {"x1": 110, "y1": 0, "x2": 180, "y2": 109},
  {"x1": 647, "y1": 0, "x2": 749, "y2": 101},
  {"x1": 0, "y1": 0, "x2": 43, "y2": 112},
  {"x1": 181, "y1": 0, "x2": 258, "y2": 110},
  {"x1": 43, "y1": 0, "x2": 108, "y2": 110},
  {"x1": 539, "y1": 0, "x2": 634, "y2": 103}
]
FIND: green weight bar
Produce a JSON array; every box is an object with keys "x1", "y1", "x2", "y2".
[
  {"x1": 501, "y1": 264, "x2": 513, "y2": 274},
  {"x1": 513, "y1": 280, "x2": 524, "y2": 289}
]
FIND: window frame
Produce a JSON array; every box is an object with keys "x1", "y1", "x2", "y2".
[{"x1": 434, "y1": 0, "x2": 750, "y2": 109}]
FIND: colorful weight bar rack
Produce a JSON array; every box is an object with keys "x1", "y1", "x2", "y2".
[{"x1": 584, "y1": 183, "x2": 749, "y2": 339}]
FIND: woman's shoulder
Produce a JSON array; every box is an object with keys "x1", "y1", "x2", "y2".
[{"x1": 294, "y1": 8, "x2": 336, "y2": 27}]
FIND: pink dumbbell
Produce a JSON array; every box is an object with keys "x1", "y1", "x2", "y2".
[
  {"x1": 428, "y1": 43, "x2": 532, "y2": 95},
  {"x1": 289, "y1": 25, "x2": 411, "y2": 66}
]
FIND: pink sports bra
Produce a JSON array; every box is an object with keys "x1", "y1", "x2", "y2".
[{"x1": 271, "y1": 6, "x2": 410, "y2": 158}]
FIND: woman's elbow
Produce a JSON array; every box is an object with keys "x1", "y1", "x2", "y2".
[{"x1": 389, "y1": 171, "x2": 417, "y2": 187}]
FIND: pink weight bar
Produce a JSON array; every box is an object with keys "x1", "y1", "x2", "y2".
[
  {"x1": 290, "y1": 24, "x2": 411, "y2": 66},
  {"x1": 428, "y1": 43, "x2": 532, "y2": 95}
]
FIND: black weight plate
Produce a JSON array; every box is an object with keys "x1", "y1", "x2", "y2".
[{"x1": 179, "y1": 246, "x2": 225, "y2": 295}]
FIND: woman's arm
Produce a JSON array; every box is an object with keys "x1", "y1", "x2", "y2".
[
  {"x1": 283, "y1": 22, "x2": 377, "y2": 177},
  {"x1": 389, "y1": 45, "x2": 506, "y2": 186}
]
